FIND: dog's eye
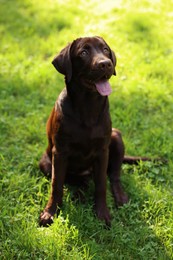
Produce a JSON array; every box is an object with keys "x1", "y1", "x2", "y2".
[
  {"x1": 80, "y1": 50, "x2": 88, "y2": 57},
  {"x1": 103, "y1": 47, "x2": 109, "y2": 54}
]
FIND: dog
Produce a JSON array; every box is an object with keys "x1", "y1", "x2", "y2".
[{"x1": 39, "y1": 36, "x2": 154, "y2": 227}]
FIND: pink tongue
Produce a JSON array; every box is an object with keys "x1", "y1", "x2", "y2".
[{"x1": 95, "y1": 80, "x2": 112, "y2": 96}]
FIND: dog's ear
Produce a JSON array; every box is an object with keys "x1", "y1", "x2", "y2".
[
  {"x1": 110, "y1": 49, "x2": 117, "y2": 76},
  {"x1": 52, "y1": 43, "x2": 72, "y2": 82}
]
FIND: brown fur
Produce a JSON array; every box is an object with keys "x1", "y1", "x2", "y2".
[{"x1": 39, "y1": 36, "x2": 161, "y2": 227}]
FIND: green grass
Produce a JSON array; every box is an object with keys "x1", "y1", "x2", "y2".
[{"x1": 0, "y1": 0, "x2": 173, "y2": 259}]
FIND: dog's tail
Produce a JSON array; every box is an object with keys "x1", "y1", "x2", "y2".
[{"x1": 123, "y1": 156, "x2": 167, "y2": 165}]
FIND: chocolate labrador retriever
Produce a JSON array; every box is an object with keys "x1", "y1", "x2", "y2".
[{"x1": 39, "y1": 36, "x2": 149, "y2": 227}]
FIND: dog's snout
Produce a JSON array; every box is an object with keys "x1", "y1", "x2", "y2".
[{"x1": 98, "y1": 60, "x2": 112, "y2": 70}]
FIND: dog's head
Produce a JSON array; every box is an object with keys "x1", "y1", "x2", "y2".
[{"x1": 52, "y1": 36, "x2": 116, "y2": 96}]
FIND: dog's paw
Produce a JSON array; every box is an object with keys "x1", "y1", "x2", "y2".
[
  {"x1": 39, "y1": 211, "x2": 54, "y2": 227},
  {"x1": 95, "y1": 205, "x2": 111, "y2": 227},
  {"x1": 111, "y1": 182, "x2": 129, "y2": 207}
]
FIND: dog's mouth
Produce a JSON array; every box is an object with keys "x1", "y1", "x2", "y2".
[
  {"x1": 84, "y1": 74, "x2": 113, "y2": 96},
  {"x1": 95, "y1": 78, "x2": 112, "y2": 96},
  {"x1": 92, "y1": 73, "x2": 112, "y2": 96}
]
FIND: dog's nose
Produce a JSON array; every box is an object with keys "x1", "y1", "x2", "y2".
[{"x1": 98, "y1": 60, "x2": 112, "y2": 70}]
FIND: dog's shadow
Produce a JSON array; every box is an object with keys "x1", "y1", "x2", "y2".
[{"x1": 51, "y1": 167, "x2": 171, "y2": 259}]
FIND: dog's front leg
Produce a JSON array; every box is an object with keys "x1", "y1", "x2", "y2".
[
  {"x1": 93, "y1": 148, "x2": 111, "y2": 227},
  {"x1": 39, "y1": 148, "x2": 67, "y2": 227}
]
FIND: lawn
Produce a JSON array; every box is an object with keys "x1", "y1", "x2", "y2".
[{"x1": 0, "y1": 0, "x2": 173, "y2": 259}]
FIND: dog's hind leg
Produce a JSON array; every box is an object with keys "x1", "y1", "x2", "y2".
[{"x1": 39, "y1": 145, "x2": 52, "y2": 178}]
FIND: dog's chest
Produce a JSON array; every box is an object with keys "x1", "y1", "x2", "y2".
[
  {"x1": 55, "y1": 91, "x2": 112, "y2": 163},
  {"x1": 57, "y1": 121, "x2": 111, "y2": 172},
  {"x1": 56, "y1": 117, "x2": 111, "y2": 156}
]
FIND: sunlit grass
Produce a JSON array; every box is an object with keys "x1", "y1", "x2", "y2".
[{"x1": 0, "y1": 0, "x2": 173, "y2": 259}]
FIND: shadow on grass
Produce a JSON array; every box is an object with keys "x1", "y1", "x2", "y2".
[{"x1": 59, "y1": 174, "x2": 171, "y2": 259}]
